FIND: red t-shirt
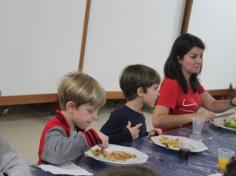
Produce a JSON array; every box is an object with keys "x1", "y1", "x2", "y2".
[{"x1": 157, "y1": 78, "x2": 205, "y2": 115}]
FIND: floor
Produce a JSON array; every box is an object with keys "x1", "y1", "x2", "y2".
[{"x1": 0, "y1": 102, "x2": 153, "y2": 165}]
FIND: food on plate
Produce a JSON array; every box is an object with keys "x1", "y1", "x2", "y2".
[
  {"x1": 223, "y1": 118, "x2": 236, "y2": 129},
  {"x1": 91, "y1": 148, "x2": 137, "y2": 161},
  {"x1": 158, "y1": 136, "x2": 180, "y2": 149},
  {"x1": 151, "y1": 135, "x2": 208, "y2": 152}
]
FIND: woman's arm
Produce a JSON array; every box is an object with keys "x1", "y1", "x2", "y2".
[
  {"x1": 200, "y1": 91, "x2": 236, "y2": 113},
  {"x1": 152, "y1": 105, "x2": 194, "y2": 128},
  {"x1": 152, "y1": 105, "x2": 215, "y2": 129}
]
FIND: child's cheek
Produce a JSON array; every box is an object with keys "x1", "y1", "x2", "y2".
[{"x1": 75, "y1": 120, "x2": 85, "y2": 130}]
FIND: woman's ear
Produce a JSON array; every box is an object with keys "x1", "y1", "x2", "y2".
[
  {"x1": 136, "y1": 87, "x2": 144, "y2": 96},
  {"x1": 177, "y1": 56, "x2": 182, "y2": 64}
]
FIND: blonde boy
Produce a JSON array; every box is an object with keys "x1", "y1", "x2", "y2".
[{"x1": 38, "y1": 72, "x2": 108, "y2": 165}]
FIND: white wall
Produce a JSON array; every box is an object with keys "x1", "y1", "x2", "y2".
[
  {"x1": 188, "y1": 0, "x2": 236, "y2": 89},
  {"x1": 83, "y1": 0, "x2": 186, "y2": 91},
  {"x1": 0, "y1": 0, "x2": 86, "y2": 96},
  {"x1": 1, "y1": 0, "x2": 236, "y2": 100}
]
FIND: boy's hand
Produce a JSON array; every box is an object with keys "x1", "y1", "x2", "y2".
[
  {"x1": 148, "y1": 128, "x2": 162, "y2": 137},
  {"x1": 95, "y1": 130, "x2": 109, "y2": 151},
  {"x1": 126, "y1": 121, "x2": 142, "y2": 140}
]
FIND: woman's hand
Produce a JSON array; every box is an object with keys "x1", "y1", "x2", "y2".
[{"x1": 196, "y1": 111, "x2": 215, "y2": 122}]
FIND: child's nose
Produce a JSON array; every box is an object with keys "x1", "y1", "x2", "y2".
[{"x1": 92, "y1": 112, "x2": 98, "y2": 120}]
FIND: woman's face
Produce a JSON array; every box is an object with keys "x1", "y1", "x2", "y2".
[{"x1": 178, "y1": 47, "x2": 203, "y2": 78}]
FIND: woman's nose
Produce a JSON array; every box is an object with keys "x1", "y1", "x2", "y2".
[{"x1": 196, "y1": 57, "x2": 202, "y2": 64}]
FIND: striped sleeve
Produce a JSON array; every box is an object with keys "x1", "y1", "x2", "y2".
[{"x1": 83, "y1": 128, "x2": 102, "y2": 147}]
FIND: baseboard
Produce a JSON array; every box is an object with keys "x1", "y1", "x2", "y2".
[
  {"x1": 0, "y1": 91, "x2": 124, "y2": 106},
  {"x1": 0, "y1": 89, "x2": 235, "y2": 106},
  {"x1": 0, "y1": 94, "x2": 58, "y2": 106}
]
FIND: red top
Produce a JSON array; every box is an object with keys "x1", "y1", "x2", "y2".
[
  {"x1": 157, "y1": 78, "x2": 205, "y2": 114},
  {"x1": 38, "y1": 110, "x2": 101, "y2": 164}
]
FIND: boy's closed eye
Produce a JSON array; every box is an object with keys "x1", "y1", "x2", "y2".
[
  {"x1": 87, "y1": 107, "x2": 97, "y2": 113},
  {"x1": 87, "y1": 109, "x2": 94, "y2": 113}
]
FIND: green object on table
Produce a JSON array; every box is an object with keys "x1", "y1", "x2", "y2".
[{"x1": 224, "y1": 118, "x2": 236, "y2": 128}]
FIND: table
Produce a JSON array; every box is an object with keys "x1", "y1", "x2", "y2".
[{"x1": 31, "y1": 123, "x2": 236, "y2": 176}]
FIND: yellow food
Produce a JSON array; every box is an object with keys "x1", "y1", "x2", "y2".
[
  {"x1": 218, "y1": 158, "x2": 230, "y2": 171},
  {"x1": 158, "y1": 136, "x2": 180, "y2": 149},
  {"x1": 91, "y1": 148, "x2": 136, "y2": 161}
]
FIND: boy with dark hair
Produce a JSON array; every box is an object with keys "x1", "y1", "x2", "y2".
[
  {"x1": 101, "y1": 64, "x2": 162, "y2": 144},
  {"x1": 224, "y1": 157, "x2": 236, "y2": 176},
  {"x1": 95, "y1": 165, "x2": 162, "y2": 176}
]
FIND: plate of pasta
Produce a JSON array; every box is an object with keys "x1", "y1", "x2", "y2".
[
  {"x1": 151, "y1": 135, "x2": 208, "y2": 152},
  {"x1": 85, "y1": 144, "x2": 148, "y2": 165}
]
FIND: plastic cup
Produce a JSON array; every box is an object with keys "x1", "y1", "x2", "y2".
[
  {"x1": 192, "y1": 117, "x2": 205, "y2": 135},
  {"x1": 217, "y1": 148, "x2": 235, "y2": 171}
]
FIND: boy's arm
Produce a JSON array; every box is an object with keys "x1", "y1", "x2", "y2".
[
  {"x1": 107, "y1": 128, "x2": 132, "y2": 144},
  {"x1": 41, "y1": 127, "x2": 100, "y2": 165},
  {"x1": 0, "y1": 137, "x2": 31, "y2": 176},
  {"x1": 101, "y1": 112, "x2": 132, "y2": 144}
]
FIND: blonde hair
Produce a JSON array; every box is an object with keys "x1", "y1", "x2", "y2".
[{"x1": 58, "y1": 72, "x2": 106, "y2": 110}]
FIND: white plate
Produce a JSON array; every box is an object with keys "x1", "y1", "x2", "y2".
[
  {"x1": 208, "y1": 173, "x2": 222, "y2": 176},
  {"x1": 151, "y1": 135, "x2": 208, "y2": 152},
  {"x1": 212, "y1": 117, "x2": 236, "y2": 131},
  {"x1": 85, "y1": 144, "x2": 148, "y2": 165}
]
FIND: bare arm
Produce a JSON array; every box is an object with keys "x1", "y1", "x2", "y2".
[
  {"x1": 152, "y1": 105, "x2": 194, "y2": 128},
  {"x1": 200, "y1": 91, "x2": 235, "y2": 113},
  {"x1": 152, "y1": 105, "x2": 215, "y2": 129}
]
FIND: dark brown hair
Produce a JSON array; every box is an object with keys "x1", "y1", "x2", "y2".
[
  {"x1": 224, "y1": 157, "x2": 236, "y2": 176},
  {"x1": 120, "y1": 64, "x2": 160, "y2": 100},
  {"x1": 164, "y1": 33, "x2": 205, "y2": 93},
  {"x1": 95, "y1": 165, "x2": 162, "y2": 176}
]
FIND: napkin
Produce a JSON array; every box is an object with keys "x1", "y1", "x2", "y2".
[{"x1": 38, "y1": 161, "x2": 93, "y2": 175}]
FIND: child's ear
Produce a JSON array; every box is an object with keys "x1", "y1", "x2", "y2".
[
  {"x1": 136, "y1": 87, "x2": 144, "y2": 96},
  {"x1": 65, "y1": 101, "x2": 76, "y2": 112}
]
